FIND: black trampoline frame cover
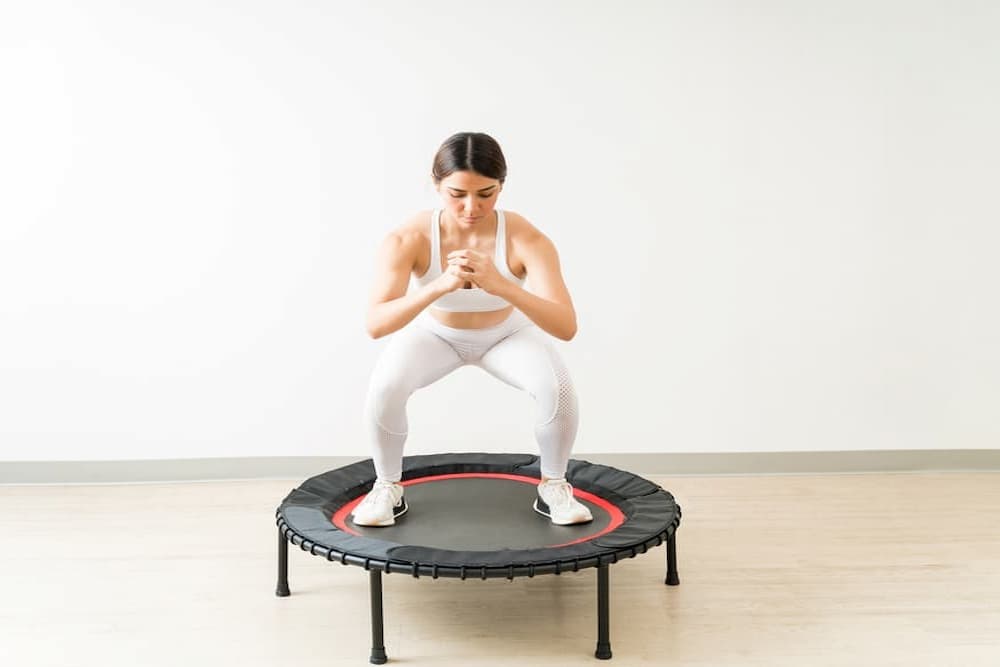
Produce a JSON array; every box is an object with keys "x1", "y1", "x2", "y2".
[{"x1": 276, "y1": 453, "x2": 682, "y2": 579}]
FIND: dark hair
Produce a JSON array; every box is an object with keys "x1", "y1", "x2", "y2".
[{"x1": 431, "y1": 132, "x2": 507, "y2": 184}]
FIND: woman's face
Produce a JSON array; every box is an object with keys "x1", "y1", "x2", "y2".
[{"x1": 436, "y1": 170, "x2": 503, "y2": 227}]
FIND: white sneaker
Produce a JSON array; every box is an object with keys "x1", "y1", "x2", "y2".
[
  {"x1": 533, "y1": 478, "x2": 593, "y2": 525},
  {"x1": 351, "y1": 481, "x2": 408, "y2": 527}
]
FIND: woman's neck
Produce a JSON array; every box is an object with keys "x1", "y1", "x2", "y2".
[{"x1": 440, "y1": 210, "x2": 497, "y2": 245}]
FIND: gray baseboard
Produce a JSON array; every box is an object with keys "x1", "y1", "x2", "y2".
[{"x1": 2, "y1": 449, "x2": 999, "y2": 484}]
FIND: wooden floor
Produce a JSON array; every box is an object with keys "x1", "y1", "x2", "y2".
[{"x1": 2, "y1": 473, "x2": 999, "y2": 666}]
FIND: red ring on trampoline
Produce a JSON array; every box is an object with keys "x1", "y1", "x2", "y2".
[{"x1": 332, "y1": 472, "x2": 626, "y2": 547}]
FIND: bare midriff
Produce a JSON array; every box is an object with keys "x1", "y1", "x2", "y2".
[{"x1": 428, "y1": 305, "x2": 514, "y2": 329}]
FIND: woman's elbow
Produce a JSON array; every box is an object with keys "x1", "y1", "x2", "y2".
[
  {"x1": 365, "y1": 315, "x2": 386, "y2": 339},
  {"x1": 559, "y1": 320, "x2": 578, "y2": 341}
]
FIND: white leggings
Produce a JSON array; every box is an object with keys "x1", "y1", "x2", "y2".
[{"x1": 362, "y1": 309, "x2": 579, "y2": 482}]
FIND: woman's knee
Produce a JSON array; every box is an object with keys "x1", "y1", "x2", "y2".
[
  {"x1": 535, "y1": 362, "x2": 579, "y2": 426},
  {"x1": 364, "y1": 370, "x2": 417, "y2": 429}
]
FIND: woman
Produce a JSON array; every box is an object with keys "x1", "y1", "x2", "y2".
[{"x1": 352, "y1": 132, "x2": 591, "y2": 527}]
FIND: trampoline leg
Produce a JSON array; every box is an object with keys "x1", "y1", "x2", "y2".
[
  {"x1": 595, "y1": 564, "x2": 612, "y2": 660},
  {"x1": 666, "y1": 532, "x2": 680, "y2": 586},
  {"x1": 276, "y1": 526, "x2": 290, "y2": 597},
  {"x1": 369, "y1": 570, "x2": 388, "y2": 665}
]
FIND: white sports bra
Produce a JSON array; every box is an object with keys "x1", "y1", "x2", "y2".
[{"x1": 413, "y1": 209, "x2": 527, "y2": 313}]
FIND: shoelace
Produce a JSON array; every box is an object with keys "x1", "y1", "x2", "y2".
[
  {"x1": 363, "y1": 481, "x2": 399, "y2": 507},
  {"x1": 543, "y1": 480, "x2": 574, "y2": 508}
]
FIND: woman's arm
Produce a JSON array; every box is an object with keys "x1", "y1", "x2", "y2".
[
  {"x1": 493, "y1": 232, "x2": 577, "y2": 341},
  {"x1": 365, "y1": 232, "x2": 448, "y2": 339}
]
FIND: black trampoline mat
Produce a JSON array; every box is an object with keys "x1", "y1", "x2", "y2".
[{"x1": 340, "y1": 475, "x2": 615, "y2": 551}]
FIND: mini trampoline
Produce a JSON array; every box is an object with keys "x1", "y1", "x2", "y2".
[{"x1": 276, "y1": 453, "x2": 681, "y2": 663}]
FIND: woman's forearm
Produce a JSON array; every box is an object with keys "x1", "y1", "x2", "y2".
[
  {"x1": 496, "y1": 282, "x2": 577, "y2": 341},
  {"x1": 367, "y1": 283, "x2": 447, "y2": 339}
]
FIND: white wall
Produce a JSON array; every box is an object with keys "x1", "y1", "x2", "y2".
[{"x1": 2, "y1": 1, "x2": 998, "y2": 462}]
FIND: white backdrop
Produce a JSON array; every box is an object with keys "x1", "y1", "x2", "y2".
[{"x1": 2, "y1": 1, "x2": 998, "y2": 462}]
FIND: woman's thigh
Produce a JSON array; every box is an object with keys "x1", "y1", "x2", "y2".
[
  {"x1": 369, "y1": 324, "x2": 465, "y2": 395},
  {"x1": 477, "y1": 327, "x2": 575, "y2": 416}
]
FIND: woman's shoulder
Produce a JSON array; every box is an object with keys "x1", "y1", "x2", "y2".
[
  {"x1": 502, "y1": 210, "x2": 547, "y2": 245},
  {"x1": 374, "y1": 211, "x2": 433, "y2": 272},
  {"x1": 383, "y1": 210, "x2": 433, "y2": 245}
]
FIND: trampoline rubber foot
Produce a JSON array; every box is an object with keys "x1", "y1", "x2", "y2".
[
  {"x1": 665, "y1": 571, "x2": 680, "y2": 586},
  {"x1": 595, "y1": 644, "x2": 612, "y2": 660},
  {"x1": 275, "y1": 584, "x2": 290, "y2": 597},
  {"x1": 370, "y1": 648, "x2": 388, "y2": 664}
]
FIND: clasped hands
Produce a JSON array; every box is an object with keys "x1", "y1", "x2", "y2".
[{"x1": 443, "y1": 249, "x2": 507, "y2": 295}]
